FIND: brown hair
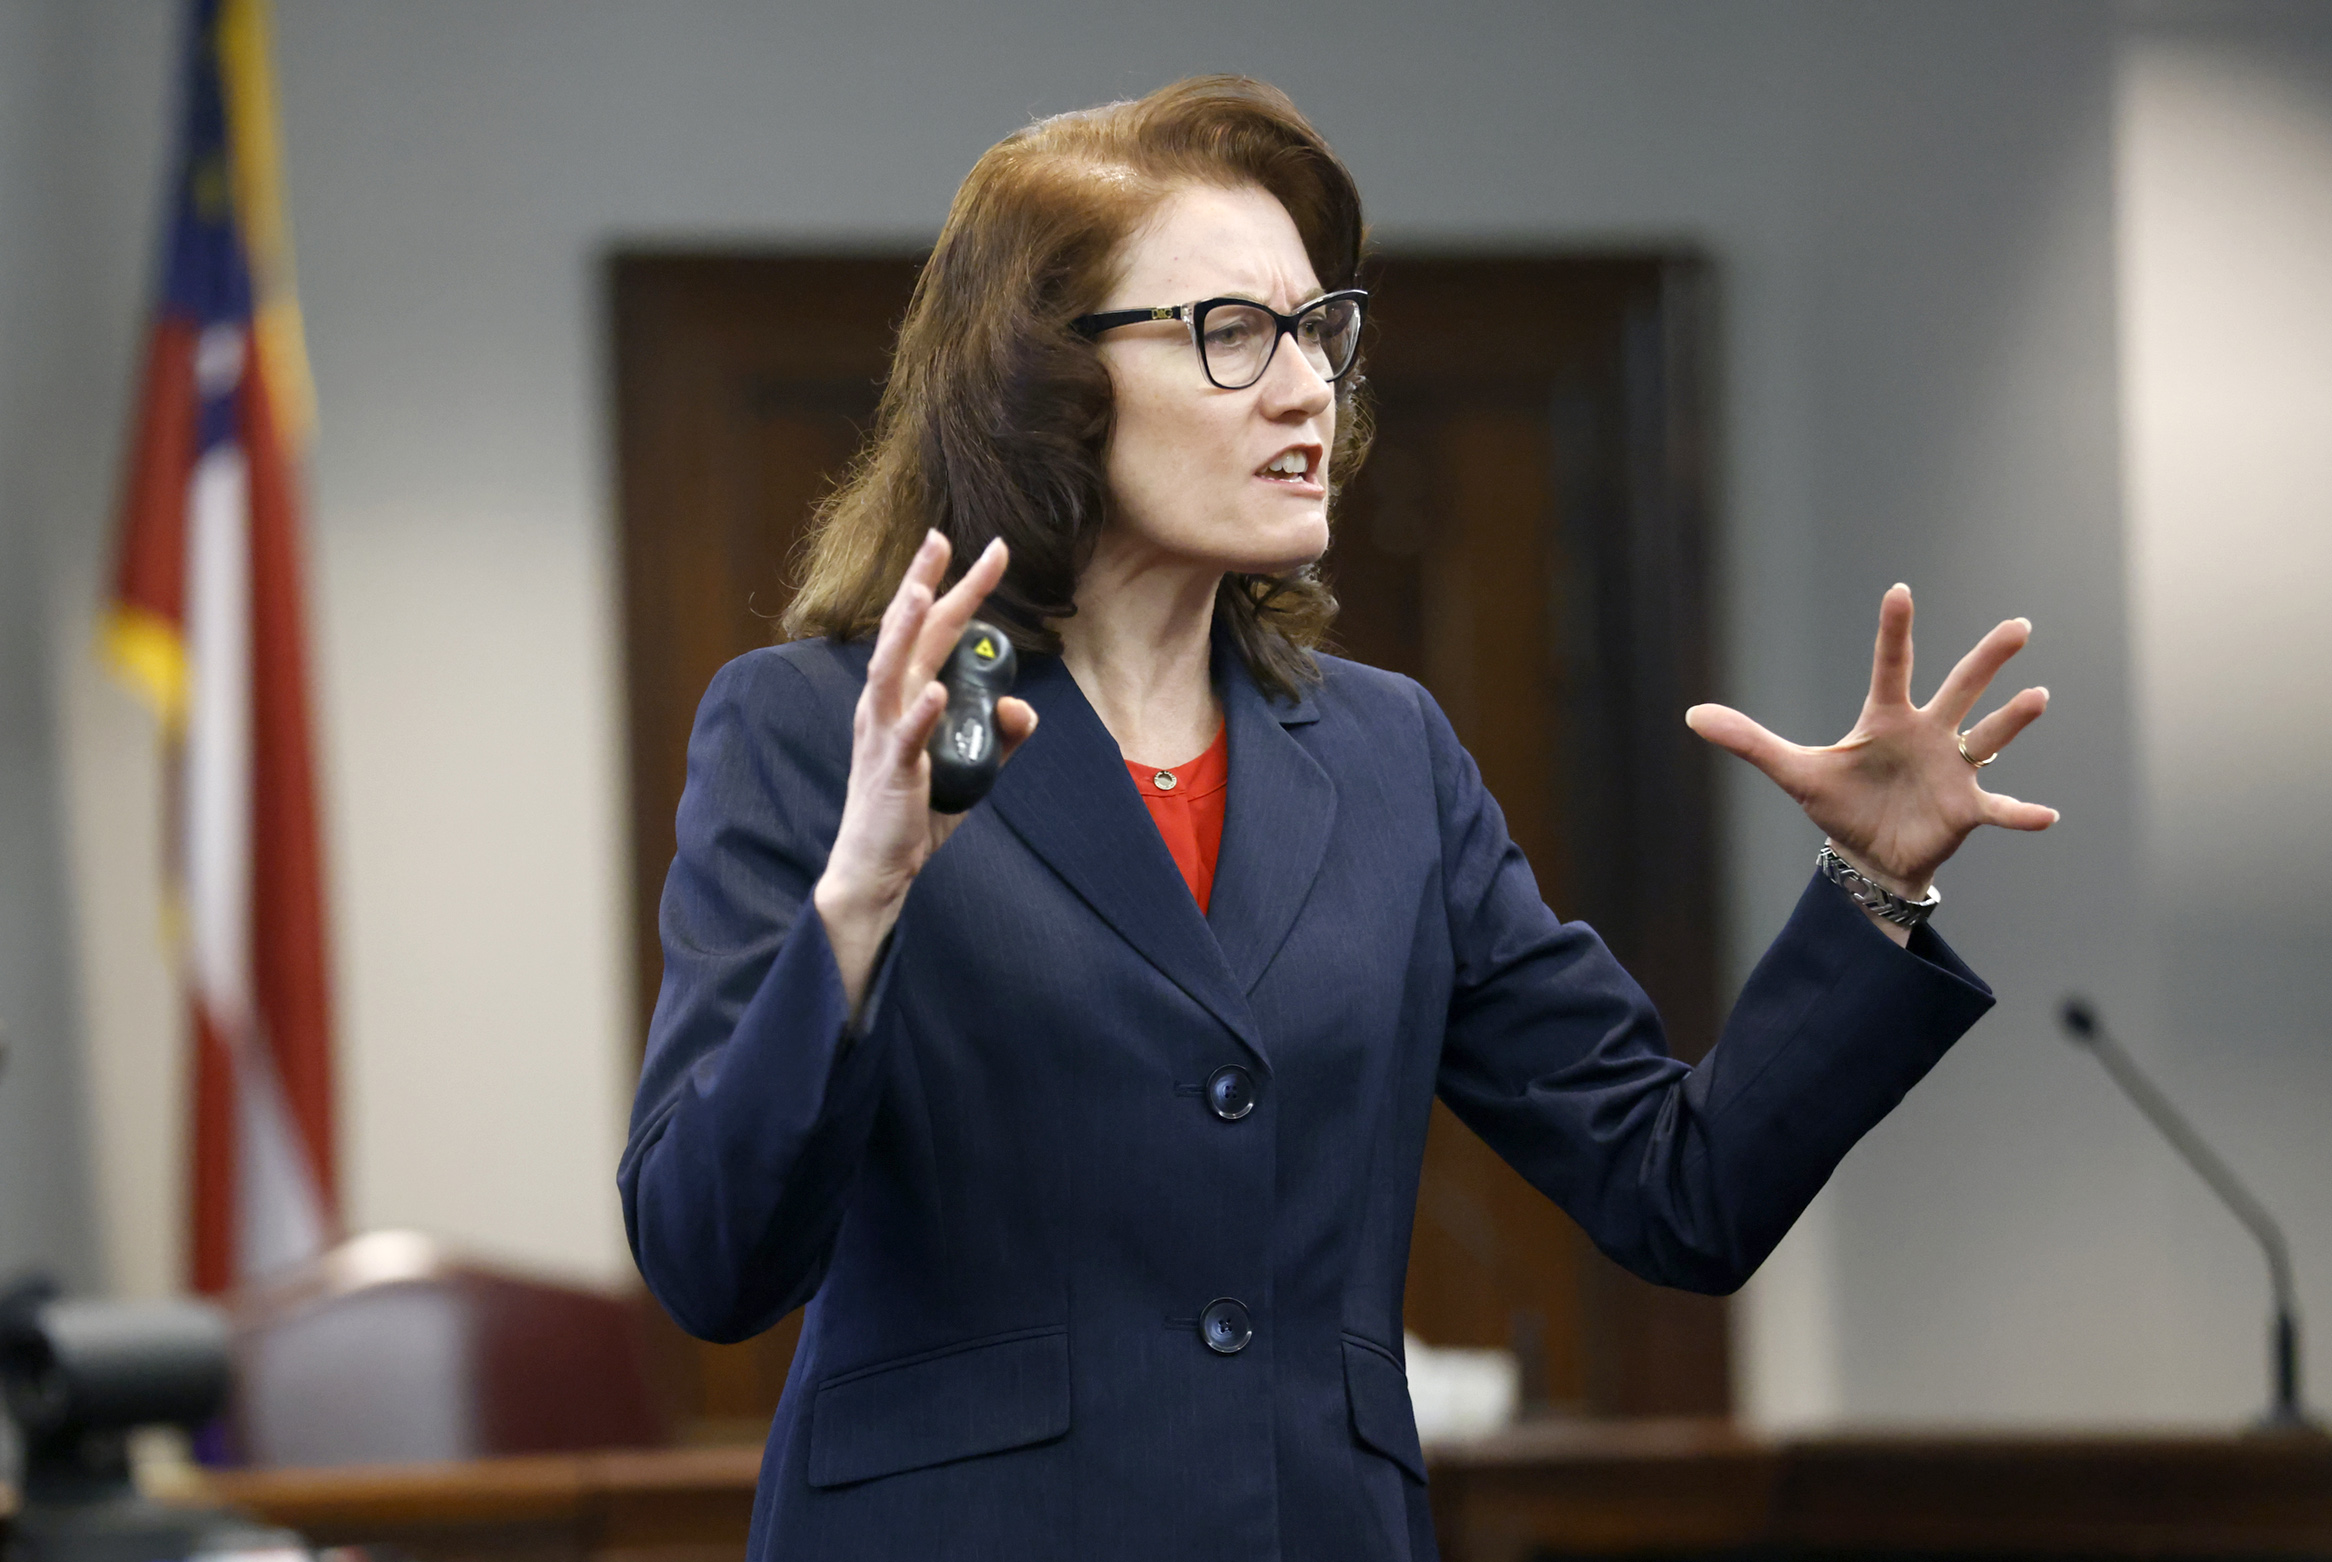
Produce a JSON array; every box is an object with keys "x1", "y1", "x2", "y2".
[{"x1": 780, "y1": 75, "x2": 1370, "y2": 700}]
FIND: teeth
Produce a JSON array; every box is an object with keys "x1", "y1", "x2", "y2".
[{"x1": 1267, "y1": 451, "x2": 1309, "y2": 476}]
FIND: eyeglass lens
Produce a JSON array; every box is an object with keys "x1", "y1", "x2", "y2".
[{"x1": 1200, "y1": 297, "x2": 1362, "y2": 389}]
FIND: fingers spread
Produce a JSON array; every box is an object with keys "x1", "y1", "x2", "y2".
[
  {"x1": 896, "y1": 677, "x2": 948, "y2": 765},
  {"x1": 1867, "y1": 583, "x2": 1915, "y2": 708},
  {"x1": 1960, "y1": 685, "x2": 2049, "y2": 762},
  {"x1": 867, "y1": 532, "x2": 949, "y2": 720},
  {"x1": 912, "y1": 537, "x2": 1009, "y2": 684},
  {"x1": 867, "y1": 580, "x2": 934, "y2": 725},
  {"x1": 957, "y1": 534, "x2": 1010, "y2": 600},
  {"x1": 1687, "y1": 703, "x2": 1810, "y2": 791},
  {"x1": 1978, "y1": 789, "x2": 2060, "y2": 831},
  {"x1": 1929, "y1": 615, "x2": 2031, "y2": 726}
]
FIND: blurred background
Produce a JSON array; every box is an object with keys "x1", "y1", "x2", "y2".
[{"x1": 1, "y1": 0, "x2": 2330, "y2": 1520}]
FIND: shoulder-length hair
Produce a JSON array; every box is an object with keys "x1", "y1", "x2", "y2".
[{"x1": 780, "y1": 75, "x2": 1370, "y2": 700}]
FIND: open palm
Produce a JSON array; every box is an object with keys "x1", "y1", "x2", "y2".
[{"x1": 1685, "y1": 584, "x2": 2057, "y2": 895}]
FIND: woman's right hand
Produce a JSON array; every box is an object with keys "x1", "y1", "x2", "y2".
[{"x1": 813, "y1": 530, "x2": 1038, "y2": 1013}]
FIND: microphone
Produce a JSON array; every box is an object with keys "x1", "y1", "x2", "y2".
[{"x1": 2058, "y1": 996, "x2": 2323, "y2": 1435}]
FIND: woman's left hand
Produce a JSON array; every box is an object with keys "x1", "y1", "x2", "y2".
[{"x1": 1685, "y1": 583, "x2": 2058, "y2": 905}]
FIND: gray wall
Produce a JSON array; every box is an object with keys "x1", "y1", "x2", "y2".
[
  {"x1": 0, "y1": 0, "x2": 99, "y2": 1296},
  {"x1": 2119, "y1": 2, "x2": 2332, "y2": 1419},
  {"x1": 1771, "y1": 9, "x2": 2172, "y2": 1422},
  {"x1": 4, "y1": 0, "x2": 2322, "y2": 1427}
]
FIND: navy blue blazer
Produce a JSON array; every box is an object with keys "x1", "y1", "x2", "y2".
[{"x1": 621, "y1": 634, "x2": 1992, "y2": 1562}]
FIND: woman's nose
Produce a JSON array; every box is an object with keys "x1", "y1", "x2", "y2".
[{"x1": 1255, "y1": 334, "x2": 1334, "y2": 417}]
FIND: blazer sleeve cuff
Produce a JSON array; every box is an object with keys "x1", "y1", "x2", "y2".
[
  {"x1": 1904, "y1": 902, "x2": 1985, "y2": 995},
  {"x1": 1719, "y1": 868, "x2": 1997, "y2": 1125},
  {"x1": 1810, "y1": 863, "x2": 1993, "y2": 1003}
]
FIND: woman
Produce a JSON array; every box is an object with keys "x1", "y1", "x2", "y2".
[{"x1": 620, "y1": 77, "x2": 2052, "y2": 1562}]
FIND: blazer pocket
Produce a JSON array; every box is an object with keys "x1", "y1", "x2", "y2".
[
  {"x1": 1342, "y1": 1333, "x2": 1426, "y2": 1482},
  {"x1": 808, "y1": 1326, "x2": 1070, "y2": 1488}
]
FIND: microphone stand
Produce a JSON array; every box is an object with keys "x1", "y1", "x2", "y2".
[{"x1": 2059, "y1": 997, "x2": 2324, "y2": 1435}]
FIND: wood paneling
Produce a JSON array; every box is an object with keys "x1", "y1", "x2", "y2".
[
  {"x1": 186, "y1": 1432, "x2": 2332, "y2": 1562},
  {"x1": 197, "y1": 1447, "x2": 758, "y2": 1562},
  {"x1": 1426, "y1": 1423, "x2": 2332, "y2": 1561}
]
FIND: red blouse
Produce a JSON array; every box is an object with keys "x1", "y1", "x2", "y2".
[{"x1": 1126, "y1": 724, "x2": 1230, "y2": 915}]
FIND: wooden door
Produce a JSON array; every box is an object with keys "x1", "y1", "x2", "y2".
[
  {"x1": 1328, "y1": 258, "x2": 1725, "y2": 1417},
  {"x1": 611, "y1": 252, "x2": 1724, "y2": 1439}
]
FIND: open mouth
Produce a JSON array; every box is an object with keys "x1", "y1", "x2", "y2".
[{"x1": 1257, "y1": 446, "x2": 1322, "y2": 484}]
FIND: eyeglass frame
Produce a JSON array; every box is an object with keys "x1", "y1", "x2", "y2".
[{"x1": 1069, "y1": 289, "x2": 1369, "y2": 391}]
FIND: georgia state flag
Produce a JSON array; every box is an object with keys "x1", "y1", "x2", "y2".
[{"x1": 105, "y1": 0, "x2": 338, "y2": 1295}]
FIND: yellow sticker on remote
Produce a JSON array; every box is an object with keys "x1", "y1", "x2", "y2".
[{"x1": 975, "y1": 634, "x2": 997, "y2": 661}]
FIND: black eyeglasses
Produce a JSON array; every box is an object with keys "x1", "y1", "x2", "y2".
[{"x1": 1071, "y1": 289, "x2": 1368, "y2": 391}]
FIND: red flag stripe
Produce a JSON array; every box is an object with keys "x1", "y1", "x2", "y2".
[
  {"x1": 114, "y1": 317, "x2": 199, "y2": 628},
  {"x1": 106, "y1": 318, "x2": 201, "y2": 722},
  {"x1": 241, "y1": 351, "x2": 338, "y2": 1222},
  {"x1": 189, "y1": 1000, "x2": 239, "y2": 1296}
]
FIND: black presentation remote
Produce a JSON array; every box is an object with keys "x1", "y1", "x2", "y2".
[{"x1": 927, "y1": 619, "x2": 1017, "y2": 814}]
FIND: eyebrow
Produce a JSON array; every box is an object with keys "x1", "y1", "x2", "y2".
[
  {"x1": 1194, "y1": 289, "x2": 1322, "y2": 309},
  {"x1": 1093, "y1": 284, "x2": 1326, "y2": 316}
]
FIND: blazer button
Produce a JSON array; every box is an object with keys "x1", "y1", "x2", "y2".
[
  {"x1": 1206, "y1": 1065, "x2": 1257, "y2": 1122},
  {"x1": 1200, "y1": 1297, "x2": 1252, "y2": 1355}
]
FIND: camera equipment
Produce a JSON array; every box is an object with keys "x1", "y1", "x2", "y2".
[{"x1": 1, "y1": 1281, "x2": 302, "y2": 1562}]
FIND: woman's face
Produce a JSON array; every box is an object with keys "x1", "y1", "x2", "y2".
[{"x1": 1091, "y1": 182, "x2": 1337, "y2": 579}]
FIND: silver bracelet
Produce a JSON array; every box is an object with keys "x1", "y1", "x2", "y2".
[{"x1": 1817, "y1": 843, "x2": 1939, "y2": 929}]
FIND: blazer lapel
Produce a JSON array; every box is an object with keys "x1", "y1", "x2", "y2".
[
  {"x1": 1205, "y1": 652, "x2": 1335, "y2": 995},
  {"x1": 987, "y1": 653, "x2": 1270, "y2": 1069}
]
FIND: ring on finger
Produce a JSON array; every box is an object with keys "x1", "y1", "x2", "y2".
[{"x1": 1957, "y1": 732, "x2": 1997, "y2": 769}]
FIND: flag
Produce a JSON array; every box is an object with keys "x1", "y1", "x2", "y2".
[{"x1": 104, "y1": 0, "x2": 337, "y2": 1295}]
